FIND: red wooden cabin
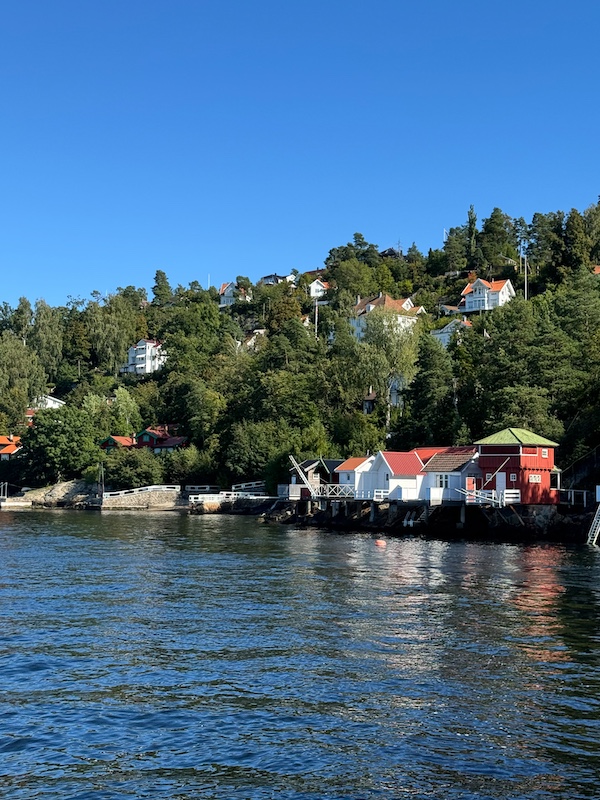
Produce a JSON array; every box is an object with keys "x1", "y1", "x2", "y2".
[{"x1": 475, "y1": 428, "x2": 560, "y2": 504}]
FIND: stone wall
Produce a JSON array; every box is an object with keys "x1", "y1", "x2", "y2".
[{"x1": 101, "y1": 489, "x2": 185, "y2": 510}]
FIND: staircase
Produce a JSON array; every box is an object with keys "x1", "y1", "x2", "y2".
[{"x1": 587, "y1": 503, "x2": 600, "y2": 546}]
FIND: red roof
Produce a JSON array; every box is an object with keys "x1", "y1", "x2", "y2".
[
  {"x1": 381, "y1": 451, "x2": 424, "y2": 475},
  {"x1": 336, "y1": 456, "x2": 370, "y2": 472},
  {"x1": 354, "y1": 294, "x2": 419, "y2": 316},
  {"x1": 461, "y1": 279, "x2": 509, "y2": 296},
  {"x1": 219, "y1": 282, "x2": 233, "y2": 295},
  {"x1": 411, "y1": 446, "x2": 449, "y2": 465}
]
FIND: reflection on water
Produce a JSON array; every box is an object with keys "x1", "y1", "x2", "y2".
[{"x1": 1, "y1": 511, "x2": 599, "y2": 799}]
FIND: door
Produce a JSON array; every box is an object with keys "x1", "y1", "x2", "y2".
[{"x1": 496, "y1": 472, "x2": 506, "y2": 498}]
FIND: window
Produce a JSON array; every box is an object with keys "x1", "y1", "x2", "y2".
[
  {"x1": 485, "y1": 473, "x2": 493, "y2": 482},
  {"x1": 509, "y1": 473, "x2": 517, "y2": 482},
  {"x1": 541, "y1": 448, "x2": 548, "y2": 459},
  {"x1": 529, "y1": 474, "x2": 542, "y2": 483},
  {"x1": 436, "y1": 474, "x2": 449, "y2": 489},
  {"x1": 385, "y1": 473, "x2": 389, "y2": 482}
]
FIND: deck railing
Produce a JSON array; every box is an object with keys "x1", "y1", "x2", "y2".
[{"x1": 103, "y1": 485, "x2": 180, "y2": 498}]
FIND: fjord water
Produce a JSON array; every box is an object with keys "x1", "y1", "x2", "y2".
[{"x1": 1, "y1": 513, "x2": 599, "y2": 799}]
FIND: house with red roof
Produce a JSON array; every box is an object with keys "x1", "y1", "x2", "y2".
[
  {"x1": 136, "y1": 426, "x2": 188, "y2": 454},
  {"x1": 350, "y1": 293, "x2": 426, "y2": 341},
  {"x1": 219, "y1": 282, "x2": 252, "y2": 309},
  {"x1": 359, "y1": 450, "x2": 428, "y2": 500},
  {"x1": 99, "y1": 435, "x2": 137, "y2": 453},
  {"x1": 460, "y1": 278, "x2": 515, "y2": 313},
  {"x1": 431, "y1": 318, "x2": 473, "y2": 348}
]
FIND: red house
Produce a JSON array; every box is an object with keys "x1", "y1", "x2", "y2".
[{"x1": 475, "y1": 428, "x2": 560, "y2": 504}]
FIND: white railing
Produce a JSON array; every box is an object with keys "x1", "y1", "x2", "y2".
[
  {"x1": 189, "y1": 491, "x2": 268, "y2": 504},
  {"x1": 103, "y1": 484, "x2": 180, "y2": 498},
  {"x1": 503, "y1": 489, "x2": 521, "y2": 504},
  {"x1": 184, "y1": 484, "x2": 221, "y2": 494},
  {"x1": 231, "y1": 480, "x2": 266, "y2": 494},
  {"x1": 314, "y1": 484, "x2": 355, "y2": 499},
  {"x1": 353, "y1": 489, "x2": 390, "y2": 501}
]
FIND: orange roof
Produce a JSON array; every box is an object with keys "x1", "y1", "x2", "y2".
[
  {"x1": 461, "y1": 279, "x2": 509, "y2": 296},
  {"x1": 0, "y1": 435, "x2": 20, "y2": 446},
  {"x1": 336, "y1": 456, "x2": 370, "y2": 472},
  {"x1": 381, "y1": 451, "x2": 424, "y2": 475},
  {"x1": 219, "y1": 282, "x2": 233, "y2": 295},
  {"x1": 0, "y1": 443, "x2": 21, "y2": 455},
  {"x1": 593, "y1": 265, "x2": 600, "y2": 275}
]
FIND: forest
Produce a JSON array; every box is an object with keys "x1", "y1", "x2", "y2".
[{"x1": 2, "y1": 200, "x2": 600, "y2": 492}]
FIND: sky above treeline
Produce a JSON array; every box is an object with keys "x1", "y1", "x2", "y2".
[{"x1": 2, "y1": 0, "x2": 599, "y2": 308}]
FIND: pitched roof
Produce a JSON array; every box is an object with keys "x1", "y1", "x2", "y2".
[
  {"x1": 0, "y1": 435, "x2": 20, "y2": 446},
  {"x1": 422, "y1": 446, "x2": 478, "y2": 472},
  {"x1": 411, "y1": 446, "x2": 449, "y2": 465},
  {"x1": 461, "y1": 278, "x2": 510, "y2": 296},
  {"x1": 475, "y1": 428, "x2": 559, "y2": 447},
  {"x1": 354, "y1": 294, "x2": 420, "y2": 316},
  {"x1": 219, "y1": 282, "x2": 234, "y2": 295},
  {"x1": 381, "y1": 451, "x2": 424, "y2": 475},
  {"x1": 336, "y1": 456, "x2": 370, "y2": 472},
  {"x1": 0, "y1": 443, "x2": 21, "y2": 455},
  {"x1": 100, "y1": 435, "x2": 136, "y2": 447}
]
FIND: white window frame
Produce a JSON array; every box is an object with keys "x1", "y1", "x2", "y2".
[
  {"x1": 436, "y1": 474, "x2": 449, "y2": 489},
  {"x1": 541, "y1": 448, "x2": 548, "y2": 459},
  {"x1": 509, "y1": 473, "x2": 517, "y2": 482}
]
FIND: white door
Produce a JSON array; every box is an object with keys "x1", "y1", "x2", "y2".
[{"x1": 496, "y1": 472, "x2": 506, "y2": 494}]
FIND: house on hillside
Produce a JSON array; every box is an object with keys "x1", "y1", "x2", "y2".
[
  {"x1": 219, "y1": 282, "x2": 252, "y2": 309},
  {"x1": 475, "y1": 428, "x2": 560, "y2": 504},
  {"x1": 258, "y1": 273, "x2": 297, "y2": 286},
  {"x1": 0, "y1": 435, "x2": 22, "y2": 460},
  {"x1": 350, "y1": 293, "x2": 426, "y2": 341},
  {"x1": 431, "y1": 318, "x2": 472, "y2": 348},
  {"x1": 136, "y1": 426, "x2": 188, "y2": 454},
  {"x1": 121, "y1": 339, "x2": 166, "y2": 375},
  {"x1": 420, "y1": 446, "x2": 480, "y2": 504},
  {"x1": 460, "y1": 278, "x2": 515, "y2": 313},
  {"x1": 308, "y1": 278, "x2": 330, "y2": 300},
  {"x1": 99, "y1": 435, "x2": 137, "y2": 453}
]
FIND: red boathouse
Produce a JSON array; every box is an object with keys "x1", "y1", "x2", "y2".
[{"x1": 475, "y1": 428, "x2": 560, "y2": 505}]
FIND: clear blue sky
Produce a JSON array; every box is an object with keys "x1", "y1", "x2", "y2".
[{"x1": 2, "y1": 0, "x2": 599, "y2": 307}]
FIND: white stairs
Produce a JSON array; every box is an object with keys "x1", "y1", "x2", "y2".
[{"x1": 587, "y1": 503, "x2": 600, "y2": 546}]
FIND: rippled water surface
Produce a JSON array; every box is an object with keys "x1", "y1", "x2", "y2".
[{"x1": 1, "y1": 511, "x2": 600, "y2": 799}]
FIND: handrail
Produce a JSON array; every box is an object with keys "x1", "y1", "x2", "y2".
[{"x1": 103, "y1": 484, "x2": 180, "y2": 498}]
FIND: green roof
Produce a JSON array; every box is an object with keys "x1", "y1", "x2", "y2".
[{"x1": 474, "y1": 428, "x2": 559, "y2": 447}]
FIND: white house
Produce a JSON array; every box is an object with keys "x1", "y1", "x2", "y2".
[
  {"x1": 308, "y1": 278, "x2": 330, "y2": 299},
  {"x1": 219, "y1": 282, "x2": 252, "y2": 309},
  {"x1": 120, "y1": 339, "x2": 166, "y2": 375},
  {"x1": 460, "y1": 278, "x2": 515, "y2": 313},
  {"x1": 335, "y1": 456, "x2": 375, "y2": 494},
  {"x1": 350, "y1": 293, "x2": 425, "y2": 341},
  {"x1": 31, "y1": 394, "x2": 66, "y2": 410},
  {"x1": 358, "y1": 450, "x2": 428, "y2": 500},
  {"x1": 258, "y1": 273, "x2": 297, "y2": 286},
  {"x1": 431, "y1": 318, "x2": 472, "y2": 348},
  {"x1": 420, "y1": 447, "x2": 480, "y2": 505}
]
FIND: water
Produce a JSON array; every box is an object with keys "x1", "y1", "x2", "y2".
[{"x1": 1, "y1": 512, "x2": 599, "y2": 799}]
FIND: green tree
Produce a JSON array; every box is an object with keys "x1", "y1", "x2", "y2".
[
  {"x1": 21, "y1": 406, "x2": 101, "y2": 484},
  {"x1": 104, "y1": 447, "x2": 164, "y2": 490},
  {"x1": 0, "y1": 331, "x2": 47, "y2": 429},
  {"x1": 152, "y1": 270, "x2": 173, "y2": 305}
]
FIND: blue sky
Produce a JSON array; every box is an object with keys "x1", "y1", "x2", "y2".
[{"x1": 2, "y1": 0, "x2": 599, "y2": 307}]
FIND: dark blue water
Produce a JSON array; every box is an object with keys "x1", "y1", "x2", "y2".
[{"x1": 1, "y1": 511, "x2": 599, "y2": 799}]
